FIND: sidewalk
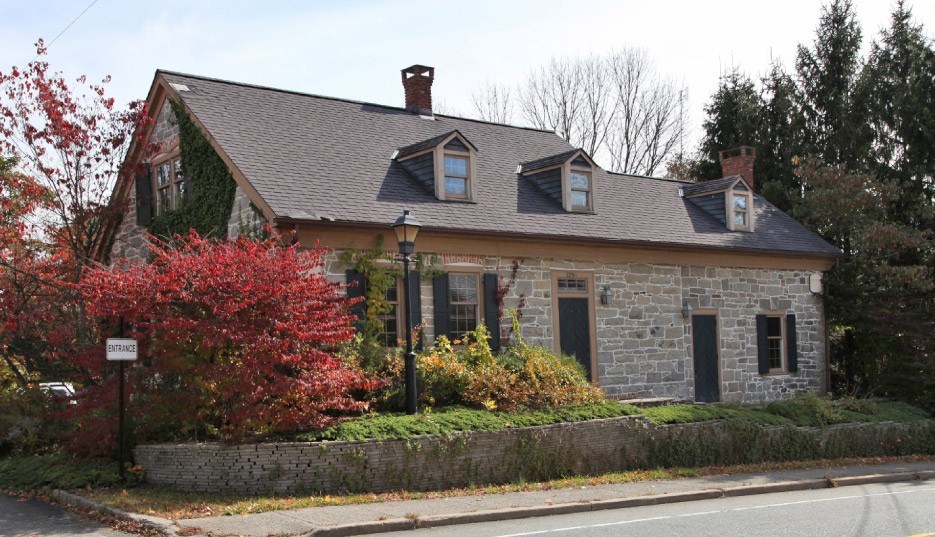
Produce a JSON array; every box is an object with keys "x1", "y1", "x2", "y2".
[{"x1": 57, "y1": 460, "x2": 935, "y2": 537}]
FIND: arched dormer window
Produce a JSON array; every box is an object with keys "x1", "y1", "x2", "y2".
[{"x1": 394, "y1": 130, "x2": 478, "y2": 202}]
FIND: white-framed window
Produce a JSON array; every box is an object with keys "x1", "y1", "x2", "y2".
[
  {"x1": 444, "y1": 154, "x2": 469, "y2": 199},
  {"x1": 728, "y1": 188, "x2": 753, "y2": 231},
  {"x1": 448, "y1": 272, "x2": 480, "y2": 342},
  {"x1": 570, "y1": 170, "x2": 592, "y2": 211}
]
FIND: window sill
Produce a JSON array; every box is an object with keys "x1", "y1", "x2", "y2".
[{"x1": 761, "y1": 370, "x2": 791, "y2": 376}]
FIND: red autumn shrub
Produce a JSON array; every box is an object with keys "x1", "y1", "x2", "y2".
[{"x1": 71, "y1": 231, "x2": 379, "y2": 450}]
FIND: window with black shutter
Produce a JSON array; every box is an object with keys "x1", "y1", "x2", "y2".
[
  {"x1": 346, "y1": 269, "x2": 421, "y2": 348},
  {"x1": 756, "y1": 312, "x2": 797, "y2": 374},
  {"x1": 433, "y1": 271, "x2": 499, "y2": 348}
]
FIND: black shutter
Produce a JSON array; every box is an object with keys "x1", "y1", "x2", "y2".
[
  {"x1": 135, "y1": 168, "x2": 153, "y2": 226},
  {"x1": 483, "y1": 272, "x2": 501, "y2": 351},
  {"x1": 407, "y1": 270, "x2": 422, "y2": 349},
  {"x1": 183, "y1": 165, "x2": 193, "y2": 204},
  {"x1": 346, "y1": 269, "x2": 366, "y2": 332},
  {"x1": 433, "y1": 273, "x2": 450, "y2": 340},
  {"x1": 756, "y1": 314, "x2": 769, "y2": 374},
  {"x1": 786, "y1": 314, "x2": 798, "y2": 373}
]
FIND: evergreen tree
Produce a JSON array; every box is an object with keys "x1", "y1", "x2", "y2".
[
  {"x1": 859, "y1": 1, "x2": 935, "y2": 231},
  {"x1": 693, "y1": 70, "x2": 762, "y2": 182},
  {"x1": 755, "y1": 63, "x2": 807, "y2": 212},
  {"x1": 796, "y1": 0, "x2": 865, "y2": 166}
]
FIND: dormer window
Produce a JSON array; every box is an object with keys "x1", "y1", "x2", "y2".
[
  {"x1": 727, "y1": 185, "x2": 753, "y2": 231},
  {"x1": 444, "y1": 155, "x2": 469, "y2": 198},
  {"x1": 521, "y1": 149, "x2": 598, "y2": 213},
  {"x1": 570, "y1": 170, "x2": 591, "y2": 211},
  {"x1": 394, "y1": 130, "x2": 478, "y2": 202},
  {"x1": 732, "y1": 193, "x2": 748, "y2": 228},
  {"x1": 681, "y1": 176, "x2": 755, "y2": 232}
]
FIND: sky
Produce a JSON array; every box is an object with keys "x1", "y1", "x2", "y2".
[{"x1": 1, "y1": 0, "x2": 934, "y2": 151}]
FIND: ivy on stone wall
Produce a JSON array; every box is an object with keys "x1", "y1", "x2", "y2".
[
  {"x1": 147, "y1": 99, "x2": 237, "y2": 240},
  {"x1": 340, "y1": 236, "x2": 443, "y2": 341}
]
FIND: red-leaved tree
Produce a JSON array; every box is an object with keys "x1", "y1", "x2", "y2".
[
  {"x1": 0, "y1": 40, "x2": 148, "y2": 271},
  {"x1": 1, "y1": 41, "x2": 150, "y2": 390},
  {"x1": 70, "y1": 232, "x2": 379, "y2": 452}
]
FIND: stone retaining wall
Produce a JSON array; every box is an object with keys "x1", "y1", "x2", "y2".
[{"x1": 134, "y1": 417, "x2": 935, "y2": 494}]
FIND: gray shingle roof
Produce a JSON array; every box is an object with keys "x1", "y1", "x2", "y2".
[
  {"x1": 159, "y1": 71, "x2": 839, "y2": 257},
  {"x1": 681, "y1": 176, "x2": 744, "y2": 196},
  {"x1": 396, "y1": 130, "x2": 477, "y2": 159},
  {"x1": 520, "y1": 150, "x2": 580, "y2": 172}
]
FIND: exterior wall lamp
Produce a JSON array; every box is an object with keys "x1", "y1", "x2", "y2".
[
  {"x1": 682, "y1": 301, "x2": 694, "y2": 320},
  {"x1": 809, "y1": 273, "x2": 823, "y2": 296},
  {"x1": 600, "y1": 285, "x2": 612, "y2": 305},
  {"x1": 392, "y1": 210, "x2": 422, "y2": 416}
]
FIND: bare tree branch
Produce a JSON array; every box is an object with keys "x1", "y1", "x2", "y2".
[{"x1": 470, "y1": 82, "x2": 513, "y2": 124}]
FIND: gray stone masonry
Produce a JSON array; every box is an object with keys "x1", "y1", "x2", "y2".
[
  {"x1": 134, "y1": 418, "x2": 935, "y2": 495},
  {"x1": 324, "y1": 250, "x2": 826, "y2": 404},
  {"x1": 112, "y1": 97, "x2": 179, "y2": 263}
]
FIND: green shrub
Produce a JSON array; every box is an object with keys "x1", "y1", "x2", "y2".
[
  {"x1": 287, "y1": 401, "x2": 639, "y2": 442},
  {"x1": 765, "y1": 392, "x2": 848, "y2": 427},
  {"x1": 0, "y1": 369, "x2": 71, "y2": 456},
  {"x1": 363, "y1": 324, "x2": 603, "y2": 413},
  {"x1": 0, "y1": 453, "x2": 144, "y2": 491}
]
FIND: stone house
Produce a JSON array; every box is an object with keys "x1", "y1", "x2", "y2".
[{"x1": 107, "y1": 65, "x2": 840, "y2": 404}]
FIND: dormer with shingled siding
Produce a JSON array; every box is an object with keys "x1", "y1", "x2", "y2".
[
  {"x1": 680, "y1": 176, "x2": 755, "y2": 232},
  {"x1": 520, "y1": 149, "x2": 598, "y2": 213},
  {"x1": 394, "y1": 130, "x2": 478, "y2": 202}
]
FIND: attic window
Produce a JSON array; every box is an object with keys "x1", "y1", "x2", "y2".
[
  {"x1": 394, "y1": 131, "x2": 477, "y2": 202},
  {"x1": 728, "y1": 185, "x2": 753, "y2": 232},
  {"x1": 733, "y1": 194, "x2": 748, "y2": 227},
  {"x1": 521, "y1": 150, "x2": 597, "y2": 213},
  {"x1": 570, "y1": 171, "x2": 591, "y2": 211},
  {"x1": 444, "y1": 155, "x2": 469, "y2": 198}
]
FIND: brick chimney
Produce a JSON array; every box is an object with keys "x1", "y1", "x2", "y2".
[
  {"x1": 719, "y1": 146, "x2": 756, "y2": 190},
  {"x1": 401, "y1": 65, "x2": 434, "y2": 115}
]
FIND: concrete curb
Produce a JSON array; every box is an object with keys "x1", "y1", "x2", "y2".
[
  {"x1": 305, "y1": 470, "x2": 933, "y2": 537},
  {"x1": 49, "y1": 489, "x2": 179, "y2": 536}
]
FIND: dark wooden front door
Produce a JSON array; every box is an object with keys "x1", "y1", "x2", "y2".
[
  {"x1": 692, "y1": 314, "x2": 720, "y2": 403},
  {"x1": 558, "y1": 297, "x2": 591, "y2": 379}
]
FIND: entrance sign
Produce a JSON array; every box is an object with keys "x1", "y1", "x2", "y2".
[{"x1": 106, "y1": 338, "x2": 138, "y2": 361}]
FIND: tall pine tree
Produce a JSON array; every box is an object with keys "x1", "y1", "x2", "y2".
[{"x1": 796, "y1": 0, "x2": 865, "y2": 166}]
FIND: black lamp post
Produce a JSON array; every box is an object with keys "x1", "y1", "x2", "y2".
[{"x1": 392, "y1": 210, "x2": 422, "y2": 415}]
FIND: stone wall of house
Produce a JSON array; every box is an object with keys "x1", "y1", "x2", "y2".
[
  {"x1": 111, "y1": 98, "x2": 178, "y2": 263},
  {"x1": 324, "y1": 251, "x2": 826, "y2": 404},
  {"x1": 134, "y1": 418, "x2": 935, "y2": 494}
]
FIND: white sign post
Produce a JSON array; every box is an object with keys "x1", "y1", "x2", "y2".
[
  {"x1": 106, "y1": 337, "x2": 137, "y2": 480},
  {"x1": 106, "y1": 338, "x2": 138, "y2": 361}
]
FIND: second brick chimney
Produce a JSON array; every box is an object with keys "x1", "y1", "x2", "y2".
[
  {"x1": 719, "y1": 146, "x2": 756, "y2": 190},
  {"x1": 402, "y1": 65, "x2": 434, "y2": 116}
]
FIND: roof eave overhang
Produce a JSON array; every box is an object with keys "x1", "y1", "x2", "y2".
[{"x1": 272, "y1": 216, "x2": 843, "y2": 262}]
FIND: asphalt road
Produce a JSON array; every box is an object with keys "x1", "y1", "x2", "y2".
[
  {"x1": 384, "y1": 481, "x2": 935, "y2": 537},
  {"x1": 0, "y1": 492, "x2": 133, "y2": 537}
]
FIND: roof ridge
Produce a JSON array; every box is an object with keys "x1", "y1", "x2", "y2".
[
  {"x1": 605, "y1": 170, "x2": 692, "y2": 185},
  {"x1": 156, "y1": 69, "x2": 562, "y2": 137}
]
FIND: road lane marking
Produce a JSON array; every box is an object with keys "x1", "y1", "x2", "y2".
[{"x1": 493, "y1": 485, "x2": 935, "y2": 537}]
